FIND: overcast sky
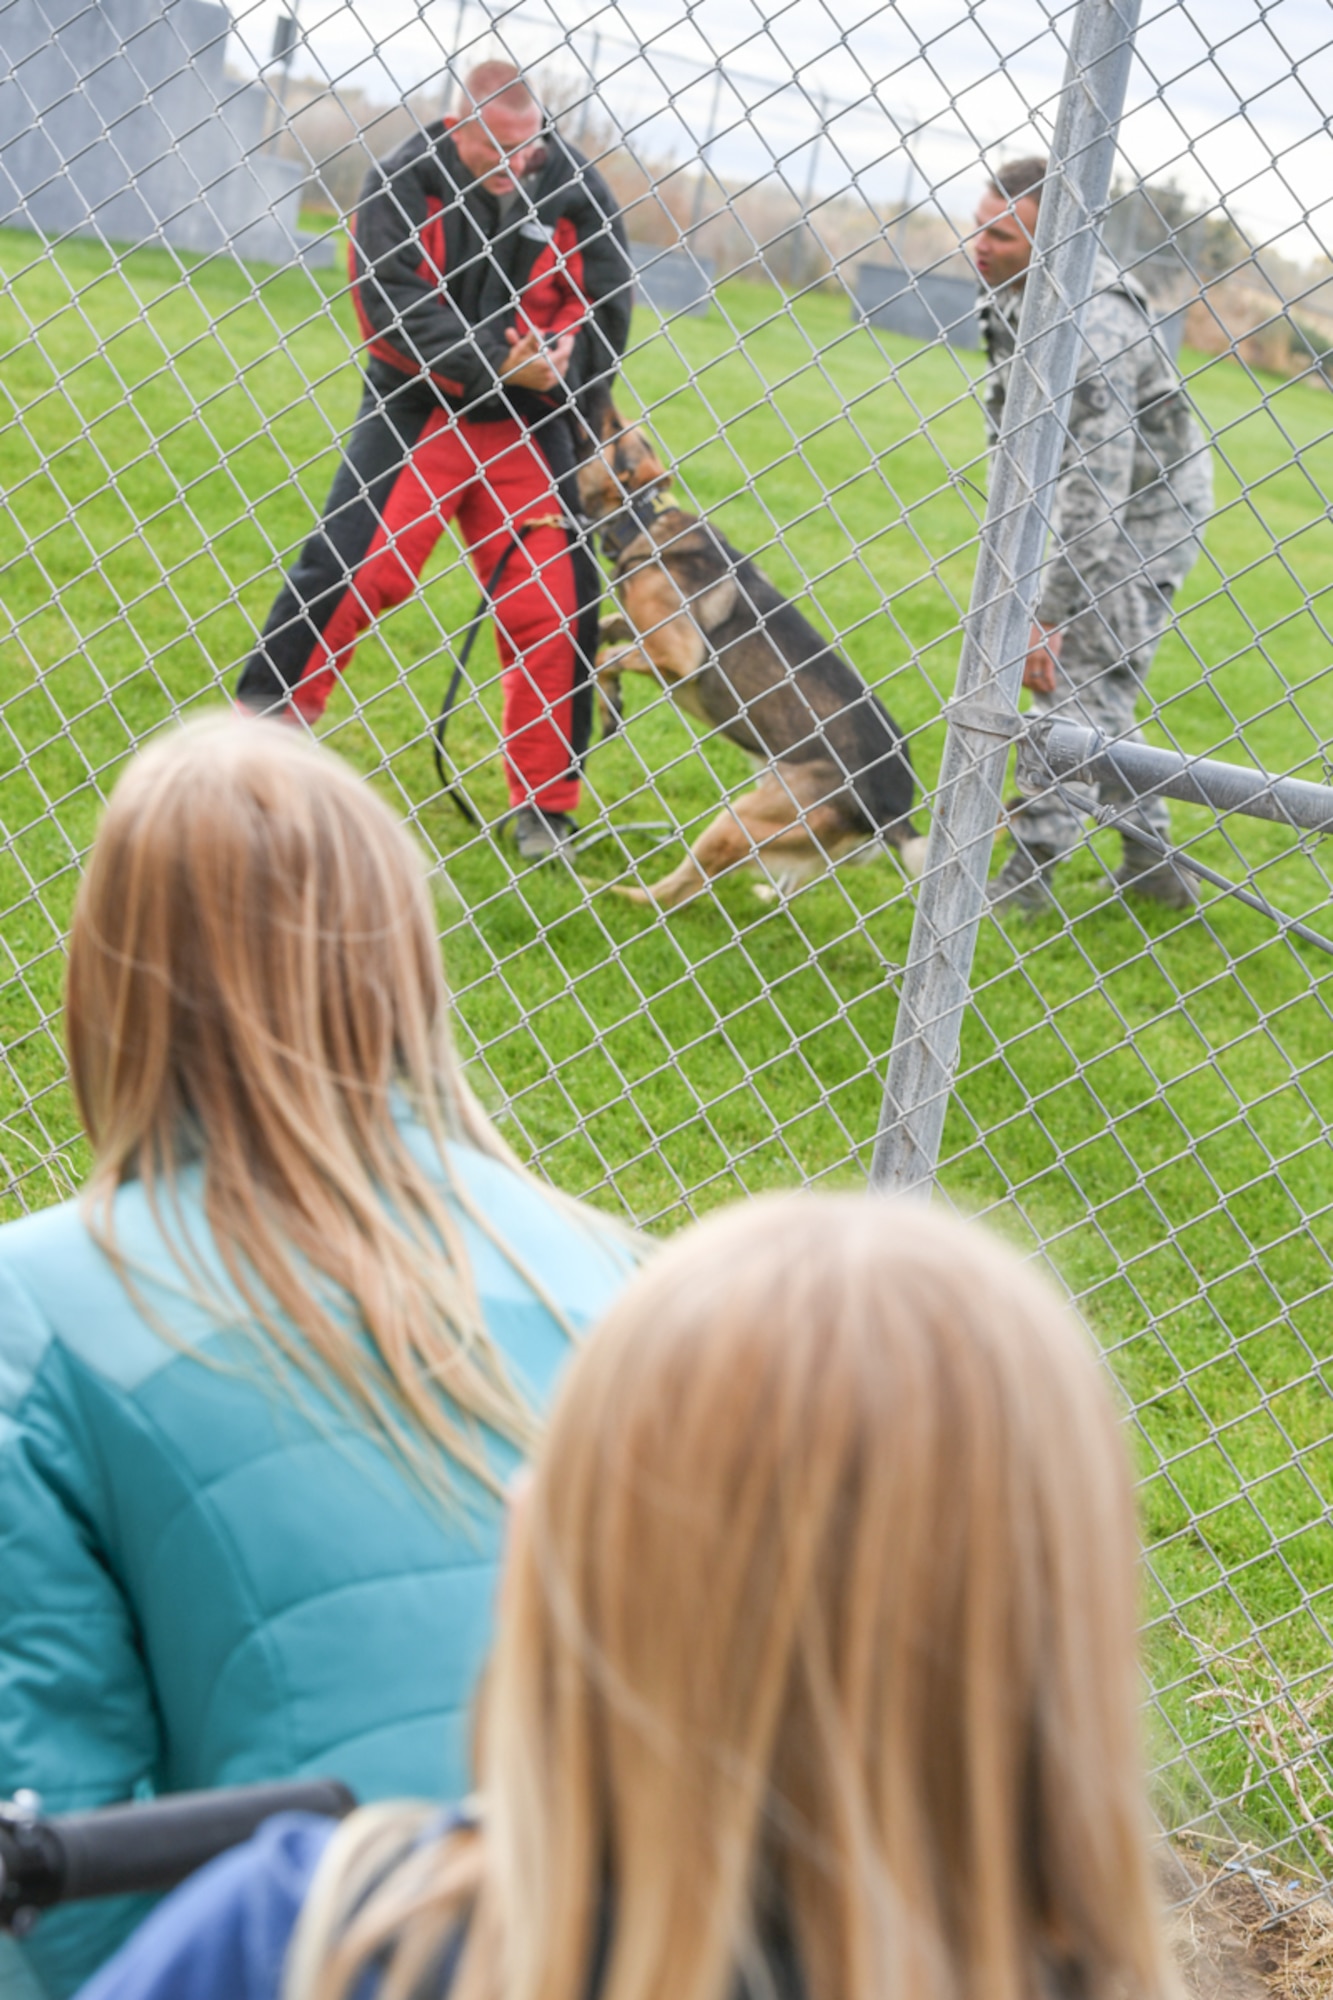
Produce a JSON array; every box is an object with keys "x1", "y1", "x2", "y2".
[{"x1": 229, "y1": 0, "x2": 1333, "y2": 262}]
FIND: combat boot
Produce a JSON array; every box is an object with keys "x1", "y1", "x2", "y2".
[
  {"x1": 986, "y1": 841, "x2": 1058, "y2": 914},
  {"x1": 1115, "y1": 839, "x2": 1197, "y2": 909}
]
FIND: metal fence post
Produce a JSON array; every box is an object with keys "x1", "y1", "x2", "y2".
[{"x1": 869, "y1": 0, "x2": 1143, "y2": 1197}]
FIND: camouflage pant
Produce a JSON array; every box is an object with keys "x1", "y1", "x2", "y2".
[{"x1": 1011, "y1": 574, "x2": 1176, "y2": 861}]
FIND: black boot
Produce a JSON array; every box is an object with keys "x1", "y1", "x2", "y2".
[{"x1": 1115, "y1": 839, "x2": 1197, "y2": 909}]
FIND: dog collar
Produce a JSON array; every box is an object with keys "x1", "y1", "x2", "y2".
[{"x1": 598, "y1": 487, "x2": 672, "y2": 561}]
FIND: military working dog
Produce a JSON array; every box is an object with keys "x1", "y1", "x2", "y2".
[{"x1": 576, "y1": 401, "x2": 926, "y2": 910}]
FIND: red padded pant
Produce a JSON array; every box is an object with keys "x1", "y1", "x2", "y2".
[{"x1": 238, "y1": 385, "x2": 584, "y2": 814}]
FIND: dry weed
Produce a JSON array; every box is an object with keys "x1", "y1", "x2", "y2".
[
  {"x1": 1188, "y1": 1648, "x2": 1333, "y2": 1866},
  {"x1": 1172, "y1": 1855, "x2": 1333, "y2": 2000}
]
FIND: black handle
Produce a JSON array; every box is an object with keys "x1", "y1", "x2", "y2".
[{"x1": 0, "y1": 1778, "x2": 356, "y2": 1929}]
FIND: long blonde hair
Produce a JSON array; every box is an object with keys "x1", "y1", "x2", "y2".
[
  {"x1": 290, "y1": 1195, "x2": 1175, "y2": 2000},
  {"x1": 66, "y1": 717, "x2": 571, "y2": 1497}
]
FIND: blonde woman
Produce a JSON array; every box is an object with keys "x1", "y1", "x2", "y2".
[
  {"x1": 0, "y1": 721, "x2": 632, "y2": 2000},
  {"x1": 78, "y1": 1194, "x2": 1177, "y2": 2000}
]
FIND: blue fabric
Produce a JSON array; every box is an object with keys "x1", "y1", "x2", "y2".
[
  {"x1": 72, "y1": 1815, "x2": 334, "y2": 2000},
  {"x1": 0, "y1": 1128, "x2": 632, "y2": 2000}
]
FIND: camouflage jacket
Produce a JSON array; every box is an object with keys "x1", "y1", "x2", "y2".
[{"x1": 979, "y1": 253, "x2": 1213, "y2": 623}]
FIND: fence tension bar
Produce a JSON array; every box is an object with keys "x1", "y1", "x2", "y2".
[
  {"x1": 869, "y1": 0, "x2": 1143, "y2": 1199},
  {"x1": 1028, "y1": 719, "x2": 1333, "y2": 834}
]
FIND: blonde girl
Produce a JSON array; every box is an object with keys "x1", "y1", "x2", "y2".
[
  {"x1": 0, "y1": 719, "x2": 630, "y2": 2000},
  {"x1": 82, "y1": 1192, "x2": 1174, "y2": 2000}
]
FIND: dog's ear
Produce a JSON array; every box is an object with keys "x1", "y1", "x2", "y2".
[
  {"x1": 574, "y1": 391, "x2": 621, "y2": 517},
  {"x1": 615, "y1": 426, "x2": 668, "y2": 494}
]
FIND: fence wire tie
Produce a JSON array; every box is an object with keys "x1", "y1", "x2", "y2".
[{"x1": 942, "y1": 695, "x2": 1025, "y2": 741}]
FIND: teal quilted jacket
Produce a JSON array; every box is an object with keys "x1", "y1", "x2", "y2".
[{"x1": 0, "y1": 1128, "x2": 631, "y2": 2000}]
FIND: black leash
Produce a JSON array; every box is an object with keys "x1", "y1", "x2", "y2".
[{"x1": 431, "y1": 522, "x2": 545, "y2": 824}]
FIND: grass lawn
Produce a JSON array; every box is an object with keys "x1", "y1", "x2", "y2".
[{"x1": 0, "y1": 228, "x2": 1331, "y2": 1860}]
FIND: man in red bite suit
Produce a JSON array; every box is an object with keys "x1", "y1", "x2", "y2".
[{"x1": 237, "y1": 62, "x2": 632, "y2": 860}]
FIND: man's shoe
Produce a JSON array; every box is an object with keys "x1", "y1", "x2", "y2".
[
  {"x1": 986, "y1": 843, "x2": 1058, "y2": 915},
  {"x1": 511, "y1": 807, "x2": 578, "y2": 862},
  {"x1": 1114, "y1": 846, "x2": 1198, "y2": 909}
]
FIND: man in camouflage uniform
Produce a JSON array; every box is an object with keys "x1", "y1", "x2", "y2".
[{"x1": 972, "y1": 156, "x2": 1214, "y2": 912}]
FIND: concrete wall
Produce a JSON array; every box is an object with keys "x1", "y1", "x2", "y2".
[{"x1": 0, "y1": 0, "x2": 328, "y2": 267}]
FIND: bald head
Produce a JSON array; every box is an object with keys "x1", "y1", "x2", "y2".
[
  {"x1": 447, "y1": 61, "x2": 544, "y2": 195},
  {"x1": 462, "y1": 62, "x2": 537, "y2": 117}
]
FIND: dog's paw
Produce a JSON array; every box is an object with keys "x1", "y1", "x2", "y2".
[
  {"x1": 753, "y1": 884, "x2": 781, "y2": 904},
  {"x1": 608, "y1": 882, "x2": 652, "y2": 905}
]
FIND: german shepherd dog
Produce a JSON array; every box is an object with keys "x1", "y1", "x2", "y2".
[{"x1": 575, "y1": 400, "x2": 926, "y2": 909}]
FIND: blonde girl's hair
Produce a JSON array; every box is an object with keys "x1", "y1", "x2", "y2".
[
  {"x1": 290, "y1": 1194, "x2": 1176, "y2": 2000},
  {"x1": 66, "y1": 716, "x2": 582, "y2": 1498}
]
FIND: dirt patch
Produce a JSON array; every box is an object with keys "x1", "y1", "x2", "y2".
[{"x1": 1170, "y1": 1850, "x2": 1333, "y2": 1999}]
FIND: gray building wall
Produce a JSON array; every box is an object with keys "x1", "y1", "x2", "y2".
[
  {"x1": 630, "y1": 242, "x2": 714, "y2": 320},
  {"x1": 853, "y1": 265, "x2": 982, "y2": 350},
  {"x1": 0, "y1": 0, "x2": 328, "y2": 267},
  {"x1": 853, "y1": 260, "x2": 1187, "y2": 361}
]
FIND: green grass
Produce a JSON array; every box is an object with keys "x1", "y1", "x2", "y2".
[{"x1": 0, "y1": 230, "x2": 1331, "y2": 1857}]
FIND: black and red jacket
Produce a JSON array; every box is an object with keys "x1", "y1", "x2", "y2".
[{"x1": 349, "y1": 121, "x2": 632, "y2": 426}]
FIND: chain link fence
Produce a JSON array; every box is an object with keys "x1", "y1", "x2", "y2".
[{"x1": 1, "y1": 0, "x2": 1331, "y2": 1937}]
